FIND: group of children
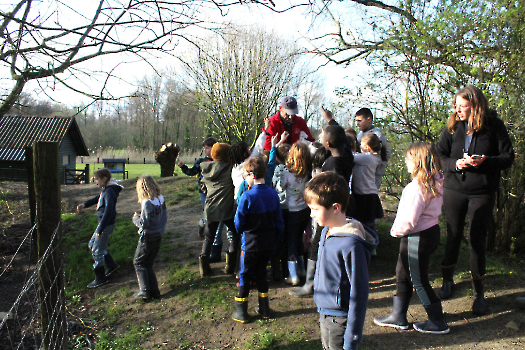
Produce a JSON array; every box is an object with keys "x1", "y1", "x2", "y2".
[{"x1": 77, "y1": 110, "x2": 450, "y2": 349}]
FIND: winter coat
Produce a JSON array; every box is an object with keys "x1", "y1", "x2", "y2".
[
  {"x1": 436, "y1": 111, "x2": 514, "y2": 195},
  {"x1": 263, "y1": 111, "x2": 314, "y2": 151},
  {"x1": 201, "y1": 160, "x2": 235, "y2": 222},
  {"x1": 235, "y1": 184, "x2": 284, "y2": 252}
]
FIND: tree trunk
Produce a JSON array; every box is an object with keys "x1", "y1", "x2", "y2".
[{"x1": 154, "y1": 143, "x2": 180, "y2": 177}]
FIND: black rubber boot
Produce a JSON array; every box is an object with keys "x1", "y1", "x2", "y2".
[
  {"x1": 223, "y1": 251, "x2": 237, "y2": 274},
  {"x1": 209, "y1": 243, "x2": 223, "y2": 263},
  {"x1": 439, "y1": 264, "x2": 455, "y2": 299},
  {"x1": 133, "y1": 290, "x2": 151, "y2": 299},
  {"x1": 413, "y1": 301, "x2": 450, "y2": 334},
  {"x1": 373, "y1": 295, "x2": 411, "y2": 330},
  {"x1": 289, "y1": 259, "x2": 316, "y2": 297},
  {"x1": 232, "y1": 297, "x2": 249, "y2": 323},
  {"x1": 199, "y1": 255, "x2": 211, "y2": 277},
  {"x1": 472, "y1": 277, "x2": 487, "y2": 316},
  {"x1": 148, "y1": 269, "x2": 160, "y2": 299},
  {"x1": 104, "y1": 253, "x2": 119, "y2": 277},
  {"x1": 87, "y1": 266, "x2": 108, "y2": 288},
  {"x1": 255, "y1": 292, "x2": 271, "y2": 319},
  {"x1": 134, "y1": 268, "x2": 150, "y2": 299}
]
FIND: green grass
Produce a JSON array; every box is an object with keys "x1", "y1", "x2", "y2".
[
  {"x1": 62, "y1": 213, "x2": 137, "y2": 295},
  {"x1": 0, "y1": 189, "x2": 10, "y2": 204},
  {"x1": 245, "y1": 328, "x2": 320, "y2": 350},
  {"x1": 164, "y1": 182, "x2": 200, "y2": 206},
  {"x1": 79, "y1": 163, "x2": 185, "y2": 180},
  {"x1": 165, "y1": 262, "x2": 200, "y2": 289},
  {"x1": 95, "y1": 324, "x2": 153, "y2": 350}
]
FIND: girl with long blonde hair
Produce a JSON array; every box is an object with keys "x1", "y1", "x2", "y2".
[
  {"x1": 132, "y1": 175, "x2": 167, "y2": 300},
  {"x1": 374, "y1": 142, "x2": 449, "y2": 334}
]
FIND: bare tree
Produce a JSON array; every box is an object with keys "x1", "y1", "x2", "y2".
[
  {"x1": 182, "y1": 26, "x2": 304, "y2": 145},
  {"x1": 0, "y1": 0, "x2": 299, "y2": 116},
  {"x1": 298, "y1": 72, "x2": 325, "y2": 124}
]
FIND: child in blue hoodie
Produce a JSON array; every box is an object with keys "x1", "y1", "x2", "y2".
[
  {"x1": 304, "y1": 172, "x2": 378, "y2": 350},
  {"x1": 77, "y1": 168, "x2": 123, "y2": 288}
]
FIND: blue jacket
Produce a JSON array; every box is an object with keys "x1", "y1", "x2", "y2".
[
  {"x1": 235, "y1": 184, "x2": 284, "y2": 252},
  {"x1": 83, "y1": 183, "x2": 123, "y2": 234},
  {"x1": 313, "y1": 220, "x2": 379, "y2": 350}
]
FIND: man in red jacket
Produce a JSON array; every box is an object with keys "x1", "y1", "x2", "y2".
[{"x1": 263, "y1": 96, "x2": 315, "y2": 151}]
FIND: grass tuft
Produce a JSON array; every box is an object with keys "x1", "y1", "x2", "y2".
[{"x1": 62, "y1": 213, "x2": 137, "y2": 294}]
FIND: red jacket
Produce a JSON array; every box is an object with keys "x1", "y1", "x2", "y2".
[{"x1": 263, "y1": 111, "x2": 315, "y2": 150}]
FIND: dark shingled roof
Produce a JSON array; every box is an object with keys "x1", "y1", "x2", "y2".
[{"x1": 0, "y1": 116, "x2": 89, "y2": 162}]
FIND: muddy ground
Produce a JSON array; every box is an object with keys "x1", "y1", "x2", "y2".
[{"x1": 1, "y1": 178, "x2": 525, "y2": 349}]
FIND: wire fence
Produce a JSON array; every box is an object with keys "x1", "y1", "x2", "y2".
[{"x1": 0, "y1": 223, "x2": 67, "y2": 350}]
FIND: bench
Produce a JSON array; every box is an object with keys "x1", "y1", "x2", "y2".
[{"x1": 102, "y1": 158, "x2": 128, "y2": 180}]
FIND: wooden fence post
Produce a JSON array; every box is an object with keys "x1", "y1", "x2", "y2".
[
  {"x1": 85, "y1": 163, "x2": 90, "y2": 184},
  {"x1": 34, "y1": 141, "x2": 66, "y2": 350},
  {"x1": 25, "y1": 146, "x2": 36, "y2": 225}
]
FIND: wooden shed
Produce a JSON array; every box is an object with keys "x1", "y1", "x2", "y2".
[{"x1": 0, "y1": 116, "x2": 89, "y2": 184}]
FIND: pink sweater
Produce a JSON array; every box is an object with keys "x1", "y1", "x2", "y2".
[{"x1": 390, "y1": 174, "x2": 443, "y2": 237}]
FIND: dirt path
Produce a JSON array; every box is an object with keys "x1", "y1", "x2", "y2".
[{"x1": 2, "y1": 178, "x2": 525, "y2": 349}]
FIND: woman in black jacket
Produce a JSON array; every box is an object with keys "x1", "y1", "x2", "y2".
[{"x1": 436, "y1": 85, "x2": 514, "y2": 315}]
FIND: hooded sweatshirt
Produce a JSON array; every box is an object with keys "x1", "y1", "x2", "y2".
[
  {"x1": 201, "y1": 160, "x2": 235, "y2": 222},
  {"x1": 313, "y1": 218, "x2": 379, "y2": 350},
  {"x1": 83, "y1": 183, "x2": 123, "y2": 234},
  {"x1": 133, "y1": 195, "x2": 168, "y2": 237}
]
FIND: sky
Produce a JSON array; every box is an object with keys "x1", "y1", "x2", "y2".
[{"x1": 1, "y1": 1, "x2": 366, "y2": 115}]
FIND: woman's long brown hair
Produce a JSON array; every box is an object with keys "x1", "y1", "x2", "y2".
[{"x1": 446, "y1": 85, "x2": 488, "y2": 134}]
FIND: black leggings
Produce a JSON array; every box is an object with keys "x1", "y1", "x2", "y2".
[
  {"x1": 201, "y1": 218, "x2": 238, "y2": 256},
  {"x1": 441, "y1": 188, "x2": 495, "y2": 279},
  {"x1": 396, "y1": 225, "x2": 440, "y2": 306}
]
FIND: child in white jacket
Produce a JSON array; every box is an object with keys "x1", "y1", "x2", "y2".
[{"x1": 374, "y1": 142, "x2": 449, "y2": 334}]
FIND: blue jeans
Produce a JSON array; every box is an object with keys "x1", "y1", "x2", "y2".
[
  {"x1": 199, "y1": 192, "x2": 226, "y2": 245},
  {"x1": 320, "y1": 314, "x2": 347, "y2": 350},
  {"x1": 88, "y1": 224, "x2": 115, "y2": 268}
]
